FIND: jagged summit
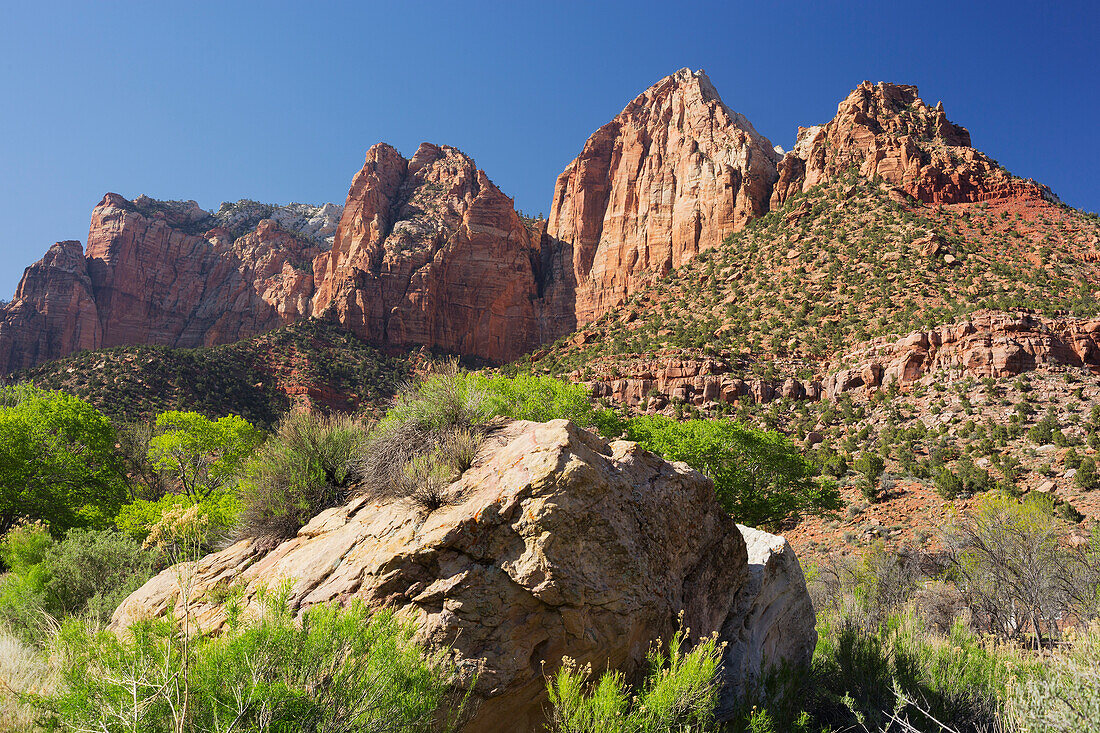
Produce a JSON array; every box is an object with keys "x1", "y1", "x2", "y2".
[
  {"x1": 771, "y1": 80, "x2": 1057, "y2": 207},
  {"x1": 545, "y1": 67, "x2": 780, "y2": 328}
]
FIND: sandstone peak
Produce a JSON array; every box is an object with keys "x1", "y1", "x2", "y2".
[
  {"x1": 310, "y1": 141, "x2": 544, "y2": 362},
  {"x1": 771, "y1": 80, "x2": 1057, "y2": 206},
  {"x1": 546, "y1": 68, "x2": 780, "y2": 329}
]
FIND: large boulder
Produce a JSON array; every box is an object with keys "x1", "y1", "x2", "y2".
[{"x1": 112, "y1": 419, "x2": 816, "y2": 731}]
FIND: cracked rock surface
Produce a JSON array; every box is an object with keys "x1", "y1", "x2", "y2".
[{"x1": 111, "y1": 419, "x2": 815, "y2": 731}]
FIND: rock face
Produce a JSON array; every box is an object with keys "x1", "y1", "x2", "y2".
[
  {"x1": 85, "y1": 194, "x2": 325, "y2": 351},
  {"x1": 583, "y1": 357, "x2": 822, "y2": 410},
  {"x1": 0, "y1": 143, "x2": 546, "y2": 372},
  {"x1": 822, "y1": 311, "x2": 1100, "y2": 398},
  {"x1": 546, "y1": 68, "x2": 780, "y2": 328},
  {"x1": 111, "y1": 419, "x2": 816, "y2": 731},
  {"x1": 311, "y1": 143, "x2": 546, "y2": 361},
  {"x1": 571, "y1": 311, "x2": 1100, "y2": 410},
  {"x1": 2, "y1": 74, "x2": 1071, "y2": 374},
  {"x1": 0, "y1": 241, "x2": 101, "y2": 371},
  {"x1": 771, "y1": 82, "x2": 1056, "y2": 207},
  {"x1": 719, "y1": 525, "x2": 816, "y2": 716}
]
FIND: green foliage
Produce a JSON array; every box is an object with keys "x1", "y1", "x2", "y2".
[
  {"x1": 41, "y1": 592, "x2": 465, "y2": 732},
  {"x1": 115, "y1": 490, "x2": 241, "y2": 547},
  {"x1": 934, "y1": 467, "x2": 963, "y2": 499},
  {"x1": 854, "y1": 453, "x2": 886, "y2": 503},
  {"x1": 812, "y1": 612, "x2": 1028, "y2": 731},
  {"x1": 0, "y1": 385, "x2": 128, "y2": 532},
  {"x1": 547, "y1": 624, "x2": 722, "y2": 733},
  {"x1": 41, "y1": 527, "x2": 154, "y2": 624},
  {"x1": 1006, "y1": 624, "x2": 1100, "y2": 732},
  {"x1": 147, "y1": 411, "x2": 262, "y2": 500},
  {"x1": 238, "y1": 412, "x2": 369, "y2": 538},
  {"x1": 625, "y1": 416, "x2": 841, "y2": 528},
  {"x1": 1076, "y1": 457, "x2": 1099, "y2": 491},
  {"x1": 0, "y1": 523, "x2": 153, "y2": 638},
  {"x1": 475, "y1": 373, "x2": 597, "y2": 426},
  {"x1": 944, "y1": 492, "x2": 1090, "y2": 646}
]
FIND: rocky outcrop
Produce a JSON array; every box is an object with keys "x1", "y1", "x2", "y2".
[
  {"x1": 88, "y1": 194, "x2": 326, "y2": 351},
  {"x1": 771, "y1": 82, "x2": 1056, "y2": 207},
  {"x1": 0, "y1": 195, "x2": 334, "y2": 373},
  {"x1": 577, "y1": 357, "x2": 822, "y2": 411},
  {"x1": 823, "y1": 311, "x2": 1100, "y2": 397},
  {"x1": 0, "y1": 143, "x2": 546, "y2": 373},
  {"x1": 719, "y1": 525, "x2": 816, "y2": 716},
  {"x1": 546, "y1": 68, "x2": 780, "y2": 328},
  {"x1": 0, "y1": 241, "x2": 101, "y2": 372},
  {"x1": 311, "y1": 143, "x2": 546, "y2": 362},
  {"x1": 111, "y1": 419, "x2": 816, "y2": 731},
  {"x1": 576, "y1": 312, "x2": 1100, "y2": 409}
]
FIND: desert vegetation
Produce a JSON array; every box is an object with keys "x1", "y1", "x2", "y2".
[{"x1": 1, "y1": 367, "x2": 1099, "y2": 732}]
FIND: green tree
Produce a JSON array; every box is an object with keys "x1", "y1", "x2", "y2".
[
  {"x1": 1075, "y1": 457, "x2": 1099, "y2": 491},
  {"x1": 0, "y1": 386, "x2": 128, "y2": 532},
  {"x1": 625, "y1": 416, "x2": 841, "y2": 528},
  {"x1": 147, "y1": 411, "x2": 261, "y2": 500}
]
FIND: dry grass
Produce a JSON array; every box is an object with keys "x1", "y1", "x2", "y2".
[
  {"x1": 0, "y1": 626, "x2": 56, "y2": 730},
  {"x1": 354, "y1": 368, "x2": 489, "y2": 512}
]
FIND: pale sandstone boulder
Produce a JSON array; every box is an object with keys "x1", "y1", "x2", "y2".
[
  {"x1": 112, "y1": 419, "x2": 816, "y2": 731},
  {"x1": 719, "y1": 524, "x2": 817, "y2": 716}
]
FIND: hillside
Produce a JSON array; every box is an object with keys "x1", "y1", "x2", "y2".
[
  {"x1": 11, "y1": 319, "x2": 417, "y2": 426},
  {"x1": 533, "y1": 177, "x2": 1100, "y2": 376}
]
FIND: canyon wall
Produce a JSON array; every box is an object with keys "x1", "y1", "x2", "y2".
[{"x1": 0, "y1": 73, "x2": 1061, "y2": 373}]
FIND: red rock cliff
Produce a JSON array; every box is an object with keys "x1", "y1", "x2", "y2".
[
  {"x1": 545, "y1": 68, "x2": 780, "y2": 329},
  {"x1": 771, "y1": 81, "x2": 1056, "y2": 207},
  {"x1": 312, "y1": 143, "x2": 545, "y2": 362},
  {"x1": 0, "y1": 144, "x2": 547, "y2": 372}
]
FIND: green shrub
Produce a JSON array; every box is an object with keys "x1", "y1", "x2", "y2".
[
  {"x1": 934, "y1": 468, "x2": 963, "y2": 499},
  {"x1": 40, "y1": 527, "x2": 153, "y2": 624},
  {"x1": 547, "y1": 624, "x2": 722, "y2": 732},
  {"x1": 361, "y1": 369, "x2": 621, "y2": 506},
  {"x1": 41, "y1": 591, "x2": 466, "y2": 732},
  {"x1": 475, "y1": 373, "x2": 596, "y2": 426},
  {"x1": 383, "y1": 364, "x2": 491, "y2": 433},
  {"x1": 854, "y1": 453, "x2": 886, "y2": 503},
  {"x1": 625, "y1": 416, "x2": 841, "y2": 528},
  {"x1": 1076, "y1": 457, "x2": 1099, "y2": 491},
  {"x1": 0, "y1": 385, "x2": 129, "y2": 532},
  {"x1": 812, "y1": 612, "x2": 1029, "y2": 731},
  {"x1": 115, "y1": 490, "x2": 241, "y2": 549},
  {"x1": 238, "y1": 412, "x2": 369, "y2": 538},
  {"x1": 0, "y1": 523, "x2": 153, "y2": 637}
]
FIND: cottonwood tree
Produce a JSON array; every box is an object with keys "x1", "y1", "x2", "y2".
[
  {"x1": 944, "y1": 494, "x2": 1070, "y2": 647},
  {"x1": 147, "y1": 411, "x2": 261, "y2": 500}
]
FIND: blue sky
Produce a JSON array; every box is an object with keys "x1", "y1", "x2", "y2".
[{"x1": 1, "y1": 0, "x2": 1097, "y2": 297}]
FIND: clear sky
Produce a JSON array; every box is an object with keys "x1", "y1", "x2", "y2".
[{"x1": 1, "y1": 0, "x2": 1097, "y2": 298}]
